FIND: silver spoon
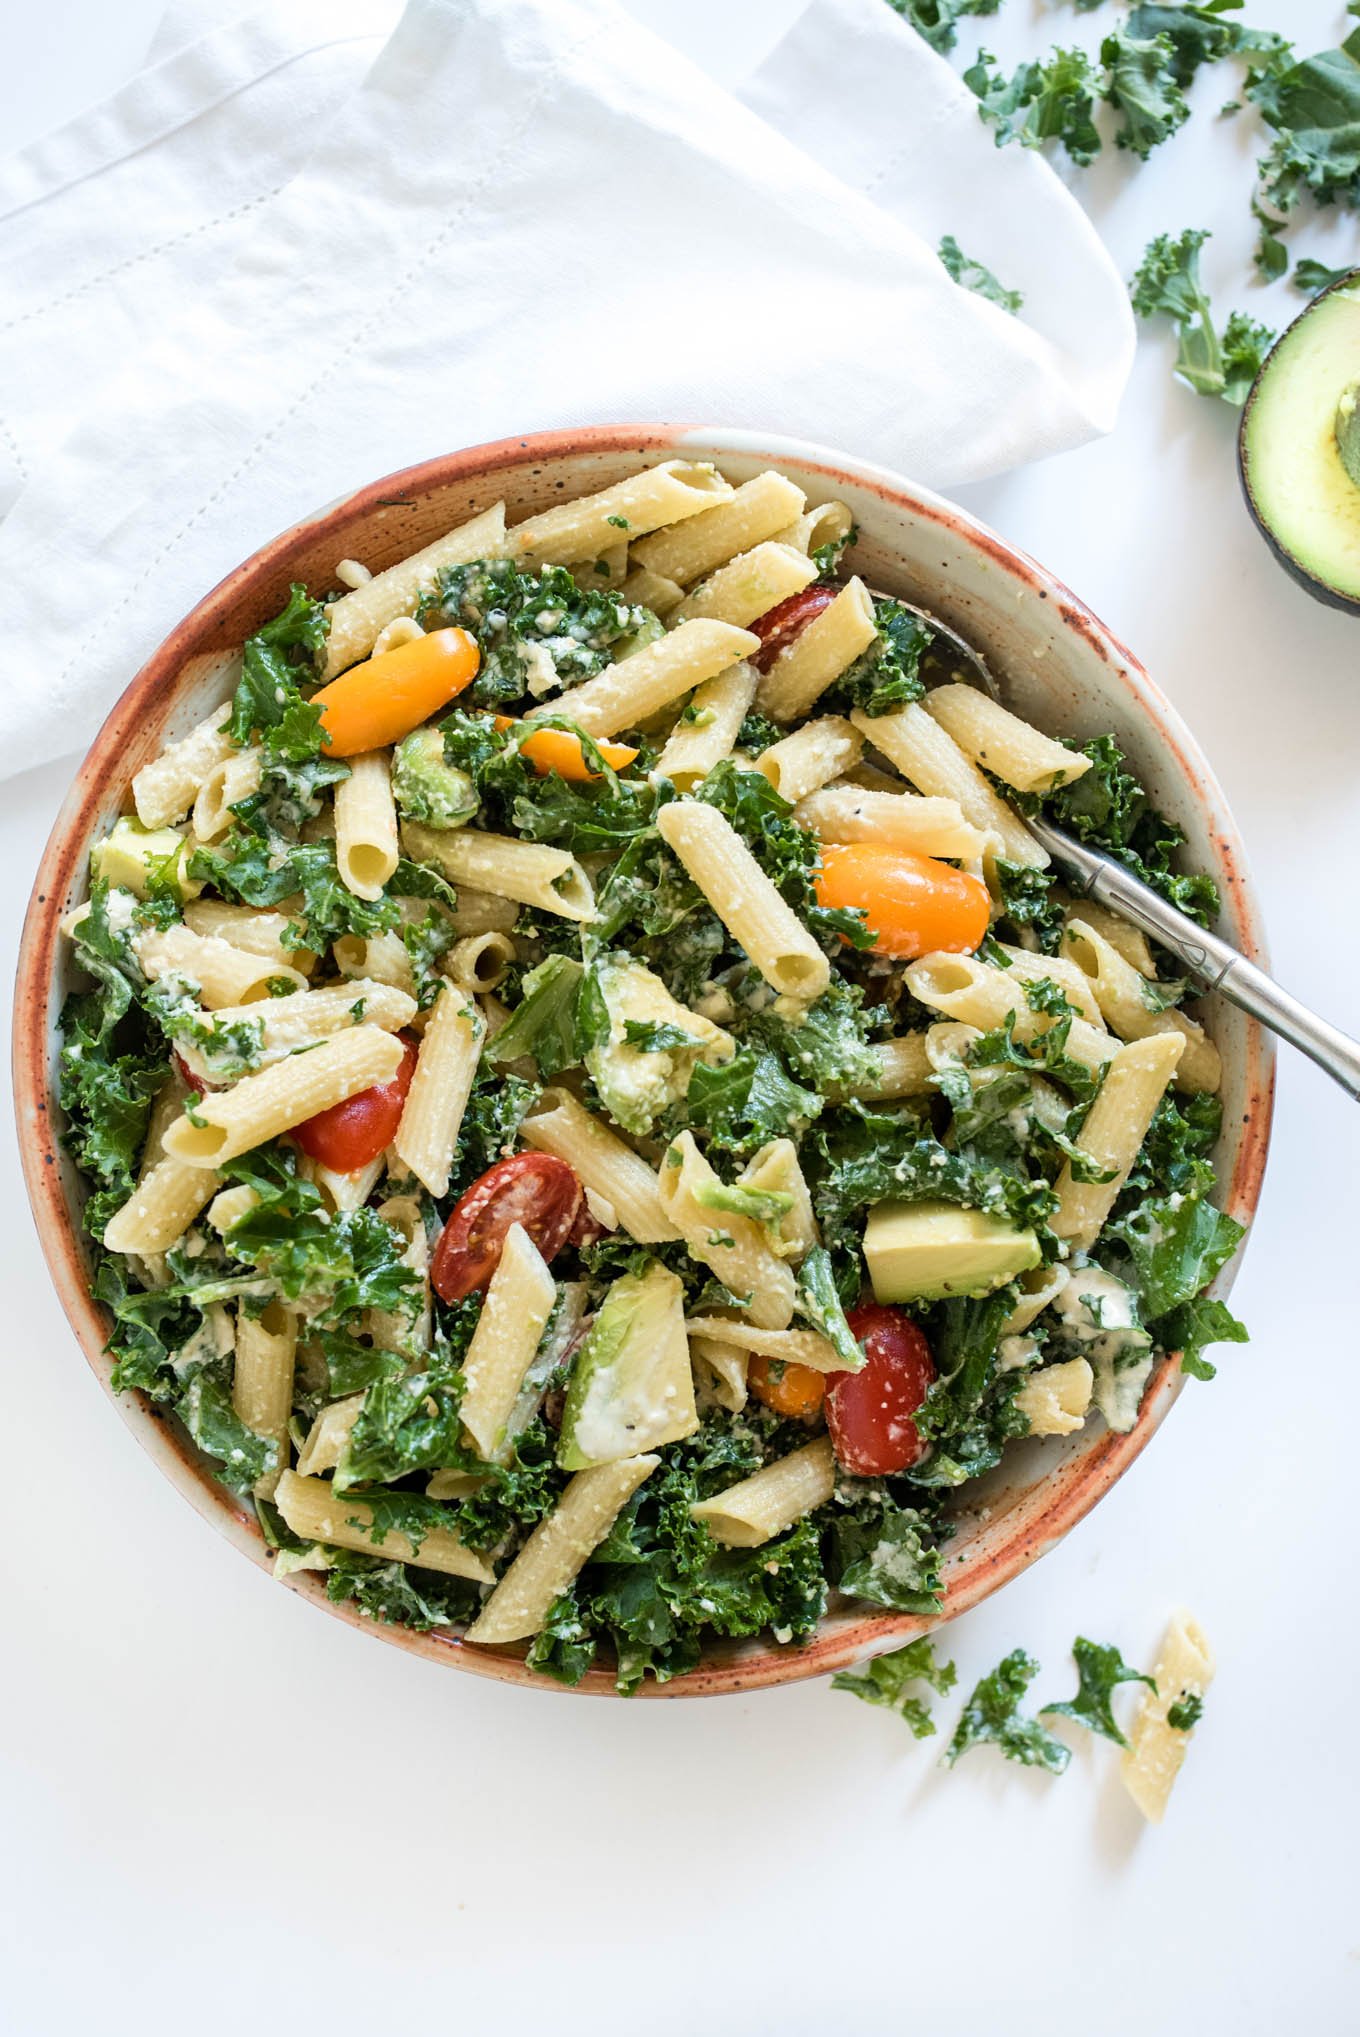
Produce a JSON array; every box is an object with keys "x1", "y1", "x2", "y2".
[{"x1": 876, "y1": 593, "x2": 1360, "y2": 1099}]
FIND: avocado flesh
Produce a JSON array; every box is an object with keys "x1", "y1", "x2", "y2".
[
  {"x1": 1241, "y1": 282, "x2": 1360, "y2": 608},
  {"x1": 558, "y1": 1261, "x2": 699, "y2": 1470},
  {"x1": 91, "y1": 817, "x2": 200, "y2": 901},
  {"x1": 864, "y1": 1199, "x2": 1040, "y2": 1305}
]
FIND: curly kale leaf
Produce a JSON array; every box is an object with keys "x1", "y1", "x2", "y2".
[
  {"x1": 323, "y1": 1555, "x2": 480, "y2": 1630},
  {"x1": 486, "y1": 953, "x2": 585, "y2": 1078},
  {"x1": 827, "y1": 1492, "x2": 943, "y2": 1613},
  {"x1": 1249, "y1": 29, "x2": 1360, "y2": 216},
  {"x1": 808, "y1": 1102, "x2": 1056, "y2": 1254},
  {"x1": 796, "y1": 1246, "x2": 865, "y2": 1372},
  {"x1": 1167, "y1": 1690, "x2": 1205, "y2": 1730},
  {"x1": 832, "y1": 1635, "x2": 958, "y2": 1735},
  {"x1": 190, "y1": 830, "x2": 397, "y2": 951},
  {"x1": 698, "y1": 759, "x2": 872, "y2": 951},
  {"x1": 746, "y1": 976, "x2": 881, "y2": 1094},
  {"x1": 1293, "y1": 255, "x2": 1356, "y2": 294},
  {"x1": 334, "y1": 1372, "x2": 467, "y2": 1489},
  {"x1": 421, "y1": 559, "x2": 650, "y2": 708},
  {"x1": 1111, "y1": 1191, "x2": 1245, "y2": 1320},
  {"x1": 1130, "y1": 229, "x2": 1275, "y2": 404},
  {"x1": 1040, "y1": 1636, "x2": 1156, "y2": 1747},
  {"x1": 885, "y1": 0, "x2": 999, "y2": 55},
  {"x1": 937, "y1": 234, "x2": 1024, "y2": 314},
  {"x1": 834, "y1": 600, "x2": 933, "y2": 717},
  {"x1": 672, "y1": 1048, "x2": 822, "y2": 1161},
  {"x1": 228, "y1": 583, "x2": 328, "y2": 748},
  {"x1": 1126, "y1": 4, "x2": 1289, "y2": 90},
  {"x1": 965, "y1": 46, "x2": 1103, "y2": 166},
  {"x1": 59, "y1": 894, "x2": 170, "y2": 1237},
  {"x1": 226, "y1": 1196, "x2": 422, "y2": 1325},
  {"x1": 911, "y1": 1290, "x2": 1031, "y2": 1487},
  {"x1": 1030, "y1": 733, "x2": 1221, "y2": 923},
  {"x1": 1157, "y1": 1293, "x2": 1249, "y2": 1381},
  {"x1": 1102, "y1": 30, "x2": 1189, "y2": 158},
  {"x1": 944, "y1": 1648, "x2": 1072, "y2": 1773}
]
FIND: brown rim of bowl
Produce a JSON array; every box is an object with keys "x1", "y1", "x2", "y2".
[{"x1": 12, "y1": 422, "x2": 1274, "y2": 1698}]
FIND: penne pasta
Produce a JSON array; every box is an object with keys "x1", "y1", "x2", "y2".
[
  {"x1": 691, "y1": 1437, "x2": 836, "y2": 1548},
  {"x1": 163, "y1": 1026, "x2": 406, "y2": 1167},
  {"x1": 924, "y1": 684, "x2": 1092, "y2": 793},
  {"x1": 465, "y1": 1455, "x2": 660, "y2": 1645},
  {"x1": 1051, "y1": 1033, "x2": 1186, "y2": 1250},
  {"x1": 905, "y1": 952, "x2": 1117, "y2": 1079},
  {"x1": 793, "y1": 783, "x2": 983, "y2": 860},
  {"x1": 274, "y1": 1470, "x2": 495, "y2": 1584},
  {"x1": 446, "y1": 930, "x2": 516, "y2": 994},
  {"x1": 401, "y1": 821, "x2": 594, "y2": 922},
  {"x1": 629, "y1": 470, "x2": 807, "y2": 584},
  {"x1": 334, "y1": 750, "x2": 399, "y2": 902},
  {"x1": 232, "y1": 1301, "x2": 296, "y2": 1498},
  {"x1": 757, "y1": 717, "x2": 863, "y2": 804},
  {"x1": 103, "y1": 1154, "x2": 223, "y2": 1256},
  {"x1": 767, "y1": 499, "x2": 853, "y2": 558},
  {"x1": 656, "y1": 1132, "x2": 796, "y2": 1331},
  {"x1": 683, "y1": 1319, "x2": 843, "y2": 1372},
  {"x1": 520, "y1": 1089, "x2": 679, "y2": 1244},
  {"x1": 320, "y1": 502, "x2": 508, "y2": 678},
  {"x1": 174, "y1": 978, "x2": 416, "y2": 1081},
  {"x1": 182, "y1": 899, "x2": 315, "y2": 974},
  {"x1": 191, "y1": 746, "x2": 261, "y2": 841},
  {"x1": 1062, "y1": 917, "x2": 1221, "y2": 1094},
  {"x1": 756, "y1": 577, "x2": 878, "y2": 723},
  {"x1": 851, "y1": 702, "x2": 1046, "y2": 869},
  {"x1": 1015, "y1": 1357, "x2": 1093, "y2": 1437},
  {"x1": 132, "y1": 701, "x2": 235, "y2": 828},
  {"x1": 1121, "y1": 1612, "x2": 1215, "y2": 1823},
  {"x1": 506, "y1": 460, "x2": 733, "y2": 567},
  {"x1": 670, "y1": 541, "x2": 816, "y2": 629},
  {"x1": 656, "y1": 798, "x2": 829, "y2": 1003},
  {"x1": 526, "y1": 619, "x2": 758, "y2": 741},
  {"x1": 295, "y1": 1394, "x2": 366, "y2": 1478},
  {"x1": 133, "y1": 923, "x2": 307, "y2": 1008},
  {"x1": 458, "y1": 1225, "x2": 558, "y2": 1462},
  {"x1": 392, "y1": 987, "x2": 485, "y2": 1198},
  {"x1": 652, "y1": 662, "x2": 756, "y2": 792}
]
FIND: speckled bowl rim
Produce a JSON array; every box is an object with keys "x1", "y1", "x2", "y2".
[{"x1": 13, "y1": 423, "x2": 1274, "y2": 1697}]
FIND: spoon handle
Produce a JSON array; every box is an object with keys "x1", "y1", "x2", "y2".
[{"x1": 1034, "y1": 819, "x2": 1360, "y2": 1100}]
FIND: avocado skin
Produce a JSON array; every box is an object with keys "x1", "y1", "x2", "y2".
[{"x1": 1237, "y1": 271, "x2": 1360, "y2": 619}]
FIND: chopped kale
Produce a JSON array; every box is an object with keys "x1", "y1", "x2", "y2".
[
  {"x1": 944, "y1": 1648, "x2": 1072, "y2": 1772},
  {"x1": 1040, "y1": 1635, "x2": 1156, "y2": 1746},
  {"x1": 965, "y1": 46, "x2": 1103, "y2": 166},
  {"x1": 1249, "y1": 29, "x2": 1360, "y2": 218},
  {"x1": 1130, "y1": 229, "x2": 1274, "y2": 405},
  {"x1": 938, "y1": 234, "x2": 1024, "y2": 314},
  {"x1": 885, "y1": 0, "x2": 1000, "y2": 55},
  {"x1": 1102, "y1": 30, "x2": 1190, "y2": 158},
  {"x1": 1167, "y1": 1690, "x2": 1205, "y2": 1730},
  {"x1": 832, "y1": 1635, "x2": 958, "y2": 1736},
  {"x1": 834, "y1": 600, "x2": 933, "y2": 717}
]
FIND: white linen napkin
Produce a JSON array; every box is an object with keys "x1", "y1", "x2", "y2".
[{"x1": 0, "y1": 0, "x2": 1134, "y2": 780}]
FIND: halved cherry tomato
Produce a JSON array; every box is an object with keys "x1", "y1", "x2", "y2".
[
  {"x1": 292, "y1": 1035, "x2": 419, "y2": 1172},
  {"x1": 173, "y1": 1051, "x2": 206, "y2": 1097},
  {"x1": 748, "y1": 1355, "x2": 826, "y2": 1420},
  {"x1": 814, "y1": 843, "x2": 989, "y2": 961},
  {"x1": 313, "y1": 627, "x2": 480, "y2": 756},
  {"x1": 749, "y1": 586, "x2": 837, "y2": 674},
  {"x1": 492, "y1": 717, "x2": 638, "y2": 781},
  {"x1": 826, "y1": 1303, "x2": 935, "y2": 1476},
  {"x1": 431, "y1": 1153, "x2": 582, "y2": 1302}
]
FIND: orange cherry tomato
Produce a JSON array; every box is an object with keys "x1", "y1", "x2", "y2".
[
  {"x1": 312, "y1": 628, "x2": 480, "y2": 756},
  {"x1": 826, "y1": 1304, "x2": 935, "y2": 1476},
  {"x1": 292, "y1": 1035, "x2": 419, "y2": 1173},
  {"x1": 748, "y1": 1355, "x2": 826, "y2": 1420},
  {"x1": 492, "y1": 717, "x2": 638, "y2": 781},
  {"x1": 814, "y1": 843, "x2": 989, "y2": 960},
  {"x1": 749, "y1": 586, "x2": 837, "y2": 673}
]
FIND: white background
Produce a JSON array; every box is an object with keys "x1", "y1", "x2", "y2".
[{"x1": 3, "y1": 3, "x2": 1358, "y2": 2032}]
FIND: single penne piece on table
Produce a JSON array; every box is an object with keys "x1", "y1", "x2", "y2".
[{"x1": 1121, "y1": 1611, "x2": 1216, "y2": 1824}]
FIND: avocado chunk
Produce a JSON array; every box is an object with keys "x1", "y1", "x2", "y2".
[
  {"x1": 1239, "y1": 278, "x2": 1360, "y2": 612},
  {"x1": 864, "y1": 1200, "x2": 1040, "y2": 1304},
  {"x1": 90, "y1": 817, "x2": 201, "y2": 901},
  {"x1": 391, "y1": 727, "x2": 478, "y2": 828},
  {"x1": 584, "y1": 957, "x2": 732, "y2": 1138},
  {"x1": 558, "y1": 1261, "x2": 699, "y2": 1470}
]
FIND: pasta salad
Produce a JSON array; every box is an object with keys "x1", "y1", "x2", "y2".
[{"x1": 58, "y1": 460, "x2": 1248, "y2": 1689}]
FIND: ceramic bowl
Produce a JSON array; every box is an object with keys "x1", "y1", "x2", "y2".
[{"x1": 13, "y1": 425, "x2": 1274, "y2": 1696}]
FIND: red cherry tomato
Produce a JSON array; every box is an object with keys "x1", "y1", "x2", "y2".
[
  {"x1": 814, "y1": 844, "x2": 990, "y2": 961},
  {"x1": 292, "y1": 1034, "x2": 419, "y2": 1173},
  {"x1": 749, "y1": 586, "x2": 838, "y2": 674},
  {"x1": 431, "y1": 1153, "x2": 582, "y2": 1302},
  {"x1": 826, "y1": 1303, "x2": 936, "y2": 1476},
  {"x1": 173, "y1": 1052, "x2": 206, "y2": 1097}
]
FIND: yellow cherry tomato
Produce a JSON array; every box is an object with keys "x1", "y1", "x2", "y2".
[
  {"x1": 313, "y1": 628, "x2": 480, "y2": 756},
  {"x1": 493, "y1": 717, "x2": 639, "y2": 781},
  {"x1": 814, "y1": 843, "x2": 990, "y2": 960},
  {"x1": 747, "y1": 1356, "x2": 826, "y2": 1421}
]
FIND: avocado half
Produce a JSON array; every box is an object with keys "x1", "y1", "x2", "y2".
[{"x1": 1239, "y1": 274, "x2": 1360, "y2": 615}]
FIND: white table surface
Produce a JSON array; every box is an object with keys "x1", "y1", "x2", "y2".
[{"x1": 3, "y1": 4, "x2": 1358, "y2": 2032}]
